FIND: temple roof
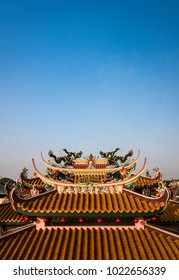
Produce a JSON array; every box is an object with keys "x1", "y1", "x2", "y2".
[
  {"x1": 18, "y1": 149, "x2": 164, "y2": 189},
  {"x1": 0, "y1": 202, "x2": 30, "y2": 225},
  {"x1": 20, "y1": 177, "x2": 46, "y2": 188},
  {"x1": 0, "y1": 148, "x2": 178, "y2": 261},
  {"x1": 0, "y1": 225, "x2": 178, "y2": 260},
  {"x1": 41, "y1": 150, "x2": 140, "y2": 172},
  {"x1": 155, "y1": 200, "x2": 179, "y2": 224},
  {"x1": 12, "y1": 188, "x2": 168, "y2": 217},
  {"x1": 134, "y1": 172, "x2": 161, "y2": 187},
  {"x1": 31, "y1": 157, "x2": 147, "y2": 187}
]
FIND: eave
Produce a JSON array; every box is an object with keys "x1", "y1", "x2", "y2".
[{"x1": 12, "y1": 189, "x2": 167, "y2": 217}]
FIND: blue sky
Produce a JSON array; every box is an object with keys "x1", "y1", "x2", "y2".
[{"x1": 0, "y1": 0, "x2": 179, "y2": 180}]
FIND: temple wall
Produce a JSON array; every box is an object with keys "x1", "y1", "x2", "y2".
[
  {"x1": 35, "y1": 217, "x2": 146, "y2": 230},
  {"x1": 35, "y1": 218, "x2": 46, "y2": 230}
]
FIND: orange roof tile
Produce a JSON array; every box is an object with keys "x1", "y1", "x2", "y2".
[
  {"x1": 16, "y1": 191, "x2": 165, "y2": 216},
  {"x1": 134, "y1": 175, "x2": 160, "y2": 187},
  {"x1": 0, "y1": 203, "x2": 27, "y2": 224},
  {"x1": 0, "y1": 226, "x2": 178, "y2": 260},
  {"x1": 22, "y1": 177, "x2": 46, "y2": 187},
  {"x1": 157, "y1": 201, "x2": 179, "y2": 223}
]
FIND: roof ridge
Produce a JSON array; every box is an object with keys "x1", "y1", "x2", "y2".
[
  {"x1": 0, "y1": 201, "x2": 11, "y2": 206},
  {"x1": 169, "y1": 199, "x2": 179, "y2": 204},
  {"x1": 145, "y1": 224, "x2": 179, "y2": 240},
  {"x1": 10, "y1": 187, "x2": 56, "y2": 205},
  {"x1": 123, "y1": 187, "x2": 169, "y2": 204},
  {"x1": 0, "y1": 223, "x2": 35, "y2": 239}
]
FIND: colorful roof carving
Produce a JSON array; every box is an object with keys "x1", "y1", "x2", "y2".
[
  {"x1": 31, "y1": 157, "x2": 147, "y2": 187},
  {"x1": 47, "y1": 148, "x2": 134, "y2": 168},
  {"x1": 41, "y1": 150, "x2": 140, "y2": 172},
  {"x1": 16, "y1": 149, "x2": 164, "y2": 195}
]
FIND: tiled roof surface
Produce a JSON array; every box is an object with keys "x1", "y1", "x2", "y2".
[
  {"x1": 0, "y1": 226, "x2": 178, "y2": 260},
  {"x1": 22, "y1": 177, "x2": 45, "y2": 187},
  {"x1": 158, "y1": 201, "x2": 179, "y2": 222},
  {"x1": 0, "y1": 203, "x2": 26, "y2": 224},
  {"x1": 17, "y1": 192, "x2": 165, "y2": 215},
  {"x1": 134, "y1": 175, "x2": 159, "y2": 187}
]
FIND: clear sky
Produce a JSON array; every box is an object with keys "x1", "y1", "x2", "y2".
[{"x1": 0, "y1": 0, "x2": 179, "y2": 180}]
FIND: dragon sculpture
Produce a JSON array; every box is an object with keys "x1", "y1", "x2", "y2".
[
  {"x1": 20, "y1": 167, "x2": 29, "y2": 180},
  {"x1": 105, "y1": 170, "x2": 122, "y2": 182},
  {"x1": 50, "y1": 170, "x2": 74, "y2": 183},
  {"x1": 99, "y1": 148, "x2": 133, "y2": 166},
  {"x1": 48, "y1": 148, "x2": 83, "y2": 166}
]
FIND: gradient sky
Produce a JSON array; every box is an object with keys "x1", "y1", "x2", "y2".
[{"x1": 0, "y1": 0, "x2": 179, "y2": 180}]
